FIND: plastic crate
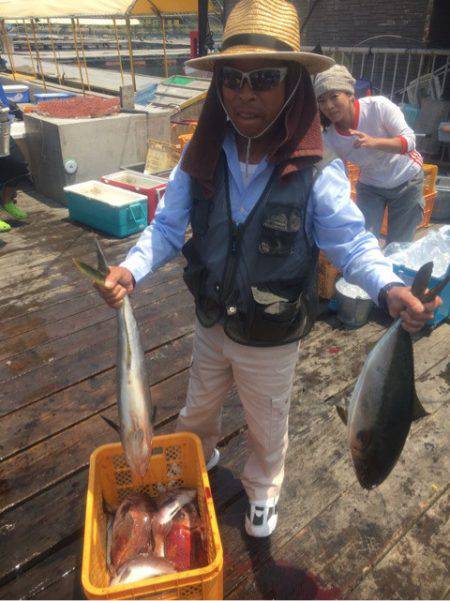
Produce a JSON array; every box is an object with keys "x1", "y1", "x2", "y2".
[
  {"x1": 34, "y1": 91, "x2": 76, "y2": 102},
  {"x1": 380, "y1": 192, "x2": 436, "y2": 237},
  {"x1": 3, "y1": 84, "x2": 30, "y2": 103},
  {"x1": 64, "y1": 181, "x2": 148, "y2": 238},
  {"x1": 422, "y1": 164, "x2": 438, "y2": 196},
  {"x1": 100, "y1": 171, "x2": 167, "y2": 224},
  {"x1": 82, "y1": 434, "x2": 223, "y2": 600},
  {"x1": 392, "y1": 264, "x2": 450, "y2": 328},
  {"x1": 318, "y1": 251, "x2": 341, "y2": 299},
  {"x1": 179, "y1": 133, "x2": 193, "y2": 152}
]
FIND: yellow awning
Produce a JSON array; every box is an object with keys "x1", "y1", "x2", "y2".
[{"x1": 0, "y1": 0, "x2": 207, "y2": 20}]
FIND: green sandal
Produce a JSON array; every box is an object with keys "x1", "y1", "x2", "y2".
[
  {"x1": 0, "y1": 218, "x2": 11, "y2": 232},
  {"x1": 2, "y1": 202, "x2": 28, "y2": 220}
]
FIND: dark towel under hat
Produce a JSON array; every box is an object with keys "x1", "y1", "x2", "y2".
[{"x1": 181, "y1": 62, "x2": 323, "y2": 198}]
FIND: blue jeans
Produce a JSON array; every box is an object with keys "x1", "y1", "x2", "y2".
[{"x1": 356, "y1": 172, "x2": 424, "y2": 244}]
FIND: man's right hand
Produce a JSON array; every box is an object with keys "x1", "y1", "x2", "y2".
[{"x1": 95, "y1": 266, "x2": 135, "y2": 309}]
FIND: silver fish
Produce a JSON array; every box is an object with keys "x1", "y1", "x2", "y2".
[
  {"x1": 110, "y1": 554, "x2": 176, "y2": 586},
  {"x1": 73, "y1": 239, "x2": 153, "y2": 477},
  {"x1": 338, "y1": 261, "x2": 446, "y2": 489}
]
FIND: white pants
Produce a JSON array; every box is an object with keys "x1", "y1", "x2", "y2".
[{"x1": 176, "y1": 320, "x2": 299, "y2": 501}]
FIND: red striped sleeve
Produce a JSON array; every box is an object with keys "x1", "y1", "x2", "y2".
[{"x1": 398, "y1": 135, "x2": 408, "y2": 154}]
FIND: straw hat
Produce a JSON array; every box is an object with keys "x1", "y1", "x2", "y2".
[{"x1": 186, "y1": 0, "x2": 334, "y2": 74}]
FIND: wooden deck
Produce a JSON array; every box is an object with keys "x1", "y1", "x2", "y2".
[{"x1": 0, "y1": 186, "x2": 448, "y2": 600}]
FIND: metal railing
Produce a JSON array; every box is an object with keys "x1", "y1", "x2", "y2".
[{"x1": 307, "y1": 46, "x2": 450, "y2": 104}]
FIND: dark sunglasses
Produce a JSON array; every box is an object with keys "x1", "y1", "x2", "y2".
[{"x1": 220, "y1": 66, "x2": 288, "y2": 92}]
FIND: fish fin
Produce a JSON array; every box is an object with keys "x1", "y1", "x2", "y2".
[
  {"x1": 335, "y1": 405, "x2": 348, "y2": 426},
  {"x1": 412, "y1": 390, "x2": 429, "y2": 421},
  {"x1": 411, "y1": 262, "x2": 433, "y2": 300},
  {"x1": 421, "y1": 264, "x2": 450, "y2": 303},
  {"x1": 72, "y1": 258, "x2": 108, "y2": 286},
  {"x1": 95, "y1": 238, "x2": 110, "y2": 273},
  {"x1": 101, "y1": 415, "x2": 121, "y2": 435}
]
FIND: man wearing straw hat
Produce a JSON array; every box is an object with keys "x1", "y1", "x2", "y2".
[{"x1": 96, "y1": 0, "x2": 440, "y2": 537}]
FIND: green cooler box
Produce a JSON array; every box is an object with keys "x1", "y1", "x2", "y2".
[{"x1": 64, "y1": 181, "x2": 148, "y2": 238}]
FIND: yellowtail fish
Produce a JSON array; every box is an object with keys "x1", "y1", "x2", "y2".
[
  {"x1": 73, "y1": 239, "x2": 153, "y2": 478},
  {"x1": 338, "y1": 261, "x2": 449, "y2": 489}
]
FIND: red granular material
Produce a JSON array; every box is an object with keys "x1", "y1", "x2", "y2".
[{"x1": 36, "y1": 95, "x2": 120, "y2": 119}]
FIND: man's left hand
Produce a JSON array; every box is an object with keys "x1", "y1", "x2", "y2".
[{"x1": 386, "y1": 286, "x2": 442, "y2": 333}]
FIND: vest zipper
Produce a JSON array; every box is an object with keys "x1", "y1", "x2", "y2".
[{"x1": 221, "y1": 165, "x2": 277, "y2": 315}]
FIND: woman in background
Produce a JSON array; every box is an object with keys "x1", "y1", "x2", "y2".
[{"x1": 314, "y1": 64, "x2": 424, "y2": 244}]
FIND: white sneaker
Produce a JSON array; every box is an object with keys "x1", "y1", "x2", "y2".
[
  {"x1": 245, "y1": 496, "x2": 279, "y2": 537},
  {"x1": 205, "y1": 448, "x2": 220, "y2": 471}
]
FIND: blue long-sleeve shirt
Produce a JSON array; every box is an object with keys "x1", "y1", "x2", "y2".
[{"x1": 121, "y1": 132, "x2": 402, "y2": 303}]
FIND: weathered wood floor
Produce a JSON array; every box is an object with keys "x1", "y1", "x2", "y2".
[{"x1": 0, "y1": 187, "x2": 448, "y2": 600}]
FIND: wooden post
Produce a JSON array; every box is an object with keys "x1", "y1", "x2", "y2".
[
  {"x1": 30, "y1": 19, "x2": 47, "y2": 91},
  {"x1": 1, "y1": 20, "x2": 17, "y2": 80},
  {"x1": 71, "y1": 18, "x2": 85, "y2": 93},
  {"x1": 23, "y1": 20, "x2": 37, "y2": 77},
  {"x1": 77, "y1": 19, "x2": 91, "y2": 91},
  {"x1": 125, "y1": 16, "x2": 136, "y2": 92},
  {"x1": 113, "y1": 18, "x2": 125, "y2": 85},
  {"x1": 198, "y1": 0, "x2": 208, "y2": 57},
  {"x1": 161, "y1": 16, "x2": 168, "y2": 78},
  {"x1": 47, "y1": 18, "x2": 62, "y2": 85}
]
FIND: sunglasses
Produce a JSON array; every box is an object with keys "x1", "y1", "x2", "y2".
[{"x1": 220, "y1": 66, "x2": 288, "y2": 92}]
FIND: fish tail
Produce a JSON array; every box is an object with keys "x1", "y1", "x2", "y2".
[{"x1": 411, "y1": 262, "x2": 433, "y2": 299}]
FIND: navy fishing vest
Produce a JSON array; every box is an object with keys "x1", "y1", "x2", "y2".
[{"x1": 182, "y1": 155, "x2": 320, "y2": 347}]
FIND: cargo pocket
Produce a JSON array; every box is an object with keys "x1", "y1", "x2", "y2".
[
  {"x1": 259, "y1": 204, "x2": 301, "y2": 256},
  {"x1": 248, "y1": 284, "x2": 302, "y2": 344}
]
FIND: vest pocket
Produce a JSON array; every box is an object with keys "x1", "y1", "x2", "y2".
[
  {"x1": 259, "y1": 204, "x2": 301, "y2": 256},
  {"x1": 248, "y1": 284, "x2": 304, "y2": 343}
]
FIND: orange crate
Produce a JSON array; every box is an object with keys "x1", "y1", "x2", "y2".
[
  {"x1": 178, "y1": 133, "x2": 194, "y2": 153},
  {"x1": 380, "y1": 191, "x2": 437, "y2": 236},
  {"x1": 82, "y1": 433, "x2": 223, "y2": 600},
  {"x1": 318, "y1": 251, "x2": 341, "y2": 299},
  {"x1": 422, "y1": 163, "x2": 437, "y2": 196}
]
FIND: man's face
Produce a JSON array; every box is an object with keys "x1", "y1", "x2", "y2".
[{"x1": 219, "y1": 58, "x2": 288, "y2": 138}]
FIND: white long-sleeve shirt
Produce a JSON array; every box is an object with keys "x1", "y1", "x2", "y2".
[
  {"x1": 121, "y1": 132, "x2": 403, "y2": 304},
  {"x1": 323, "y1": 96, "x2": 423, "y2": 189}
]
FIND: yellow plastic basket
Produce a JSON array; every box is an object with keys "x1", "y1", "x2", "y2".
[{"x1": 81, "y1": 433, "x2": 223, "y2": 600}]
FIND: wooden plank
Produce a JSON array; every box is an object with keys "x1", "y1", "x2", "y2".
[
  {"x1": 0, "y1": 258, "x2": 183, "y2": 343},
  {"x1": 348, "y1": 487, "x2": 449, "y2": 600},
  {"x1": 0, "y1": 290, "x2": 195, "y2": 416},
  {"x1": 0, "y1": 539, "x2": 84, "y2": 600},
  {"x1": 0, "y1": 234, "x2": 145, "y2": 319},
  {"x1": 0, "y1": 277, "x2": 186, "y2": 378},
  {"x1": 0, "y1": 333, "x2": 194, "y2": 461}
]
